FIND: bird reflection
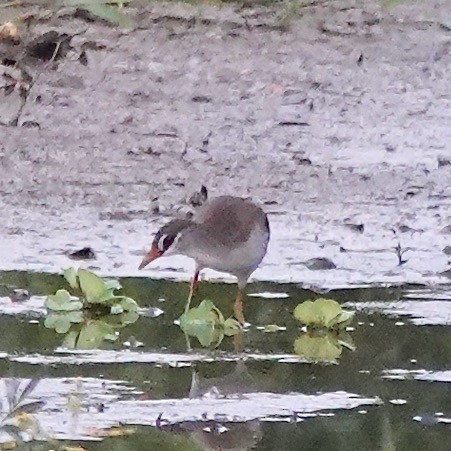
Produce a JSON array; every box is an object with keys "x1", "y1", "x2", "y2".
[{"x1": 158, "y1": 360, "x2": 262, "y2": 451}]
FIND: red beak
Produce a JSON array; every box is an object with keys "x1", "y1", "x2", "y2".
[{"x1": 138, "y1": 245, "x2": 161, "y2": 270}]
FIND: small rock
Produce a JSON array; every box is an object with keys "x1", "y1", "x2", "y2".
[
  {"x1": 357, "y1": 52, "x2": 364, "y2": 65},
  {"x1": 292, "y1": 154, "x2": 312, "y2": 166},
  {"x1": 68, "y1": 247, "x2": 96, "y2": 260},
  {"x1": 440, "y1": 225, "x2": 451, "y2": 234},
  {"x1": 25, "y1": 31, "x2": 72, "y2": 62},
  {"x1": 440, "y1": 269, "x2": 451, "y2": 278},
  {"x1": 438, "y1": 157, "x2": 450, "y2": 167},
  {"x1": 397, "y1": 224, "x2": 416, "y2": 233},
  {"x1": 304, "y1": 258, "x2": 337, "y2": 270},
  {"x1": 443, "y1": 246, "x2": 451, "y2": 256},
  {"x1": 20, "y1": 120, "x2": 40, "y2": 128},
  {"x1": 344, "y1": 223, "x2": 364, "y2": 233},
  {"x1": 11, "y1": 289, "x2": 29, "y2": 302},
  {"x1": 191, "y1": 95, "x2": 212, "y2": 103},
  {"x1": 99, "y1": 211, "x2": 131, "y2": 220}
]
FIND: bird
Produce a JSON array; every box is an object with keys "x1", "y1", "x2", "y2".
[{"x1": 138, "y1": 191, "x2": 270, "y2": 324}]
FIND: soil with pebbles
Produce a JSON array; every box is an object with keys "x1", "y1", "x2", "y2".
[{"x1": 1, "y1": 0, "x2": 450, "y2": 289}]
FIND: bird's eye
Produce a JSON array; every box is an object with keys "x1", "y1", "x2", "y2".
[{"x1": 163, "y1": 235, "x2": 175, "y2": 251}]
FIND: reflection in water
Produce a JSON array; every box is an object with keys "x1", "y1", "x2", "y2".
[
  {"x1": 0, "y1": 379, "x2": 44, "y2": 443},
  {"x1": 0, "y1": 270, "x2": 449, "y2": 450},
  {"x1": 293, "y1": 330, "x2": 355, "y2": 363},
  {"x1": 159, "y1": 361, "x2": 263, "y2": 451}
]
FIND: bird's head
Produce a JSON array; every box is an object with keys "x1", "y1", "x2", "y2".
[{"x1": 138, "y1": 219, "x2": 192, "y2": 270}]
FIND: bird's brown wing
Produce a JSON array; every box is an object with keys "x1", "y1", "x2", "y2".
[{"x1": 195, "y1": 196, "x2": 269, "y2": 248}]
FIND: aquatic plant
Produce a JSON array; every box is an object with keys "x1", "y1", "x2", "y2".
[
  {"x1": 294, "y1": 298, "x2": 354, "y2": 329},
  {"x1": 179, "y1": 300, "x2": 240, "y2": 347},
  {"x1": 293, "y1": 298, "x2": 355, "y2": 363},
  {"x1": 44, "y1": 268, "x2": 139, "y2": 348}
]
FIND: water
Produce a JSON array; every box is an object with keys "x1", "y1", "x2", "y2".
[{"x1": 0, "y1": 271, "x2": 449, "y2": 450}]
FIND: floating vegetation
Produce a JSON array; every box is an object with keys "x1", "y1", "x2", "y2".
[
  {"x1": 44, "y1": 268, "x2": 139, "y2": 349},
  {"x1": 294, "y1": 298, "x2": 355, "y2": 330},
  {"x1": 293, "y1": 298, "x2": 356, "y2": 363},
  {"x1": 179, "y1": 300, "x2": 240, "y2": 347}
]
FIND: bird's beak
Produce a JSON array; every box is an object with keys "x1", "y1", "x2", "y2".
[{"x1": 138, "y1": 245, "x2": 161, "y2": 270}]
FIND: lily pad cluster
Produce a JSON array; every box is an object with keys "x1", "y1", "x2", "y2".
[
  {"x1": 179, "y1": 300, "x2": 240, "y2": 347},
  {"x1": 293, "y1": 298, "x2": 355, "y2": 363},
  {"x1": 44, "y1": 268, "x2": 139, "y2": 349}
]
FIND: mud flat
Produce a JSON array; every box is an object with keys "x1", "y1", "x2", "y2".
[{"x1": 0, "y1": 0, "x2": 450, "y2": 288}]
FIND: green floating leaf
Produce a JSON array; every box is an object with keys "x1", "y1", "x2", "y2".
[
  {"x1": 45, "y1": 290, "x2": 83, "y2": 311},
  {"x1": 63, "y1": 267, "x2": 79, "y2": 290},
  {"x1": 334, "y1": 310, "x2": 355, "y2": 328},
  {"x1": 294, "y1": 298, "x2": 355, "y2": 329},
  {"x1": 118, "y1": 310, "x2": 139, "y2": 326},
  {"x1": 44, "y1": 311, "x2": 83, "y2": 334},
  {"x1": 259, "y1": 324, "x2": 286, "y2": 333},
  {"x1": 104, "y1": 279, "x2": 122, "y2": 291},
  {"x1": 223, "y1": 317, "x2": 241, "y2": 336},
  {"x1": 78, "y1": 268, "x2": 107, "y2": 302},
  {"x1": 179, "y1": 300, "x2": 224, "y2": 347},
  {"x1": 106, "y1": 296, "x2": 139, "y2": 313}
]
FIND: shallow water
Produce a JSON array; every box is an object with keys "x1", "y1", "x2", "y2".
[{"x1": 0, "y1": 271, "x2": 449, "y2": 450}]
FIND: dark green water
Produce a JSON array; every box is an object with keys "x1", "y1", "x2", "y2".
[{"x1": 0, "y1": 271, "x2": 449, "y2": 450}]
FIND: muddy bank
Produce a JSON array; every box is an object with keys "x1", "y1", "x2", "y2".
[{"x1": 0, "y1": 0, "x2": 450, "y2": 287}]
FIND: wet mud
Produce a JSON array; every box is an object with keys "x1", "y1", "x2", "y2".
[
  {"x1": 1, "y1": 1, "x2": 451, "y2": 283},
  {"x1": 1, "y1": 1, "x2": 450, "y2": 289}
]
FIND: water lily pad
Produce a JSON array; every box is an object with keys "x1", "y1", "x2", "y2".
[
  {"x1": 258, "y1": 324, "x2": 286, "y2": 333},
  {"x1": 110, "y1": 296, "x2": 138, "y2": 312},
  {"x1": 223, "y1": 317, "x2": 241, "y2": 336},
  {"x1": 63, "y1": 267, "x2": 79, "y2": 290},
  {"x1": 118, "y1": 310, "x2": 139, "y2": 326},
  {"x1": 294, "y1": 298, "x2": 355, "y2": 329},
  {"x1": 104, "y1": 279, "x2": 122, "y2": 291},
  {"x1": 334, "y1": 310, "x2": 355, "y2": 328},
  {"x1": 179, "y1": 300, "x2": 224, "y2": 347},
  {"x1": 45, "y1": 290, "x2": 83, "y2": 311},
  {"x1": 44, "y1": 311, "x2": 84, "y2": 334},
  {"x1": 78, "y1": 268, "x2": 107, "y2": 302}
]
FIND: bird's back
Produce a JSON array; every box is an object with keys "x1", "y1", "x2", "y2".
[{"x1": 194, "y1": 196, "x2": 269, "y2": 248}]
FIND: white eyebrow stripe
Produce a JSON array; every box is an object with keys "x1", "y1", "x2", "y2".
[{"x1": 158, "y1": 234, "x2": 167, "y2": 251}]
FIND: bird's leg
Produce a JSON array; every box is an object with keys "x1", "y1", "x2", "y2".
[
  {"x1": 234, "y1": 289, "x2": 245, "y2": 326},
  {"x1": 185, "y1": 270, "x2": 199, "y2": 313}
]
